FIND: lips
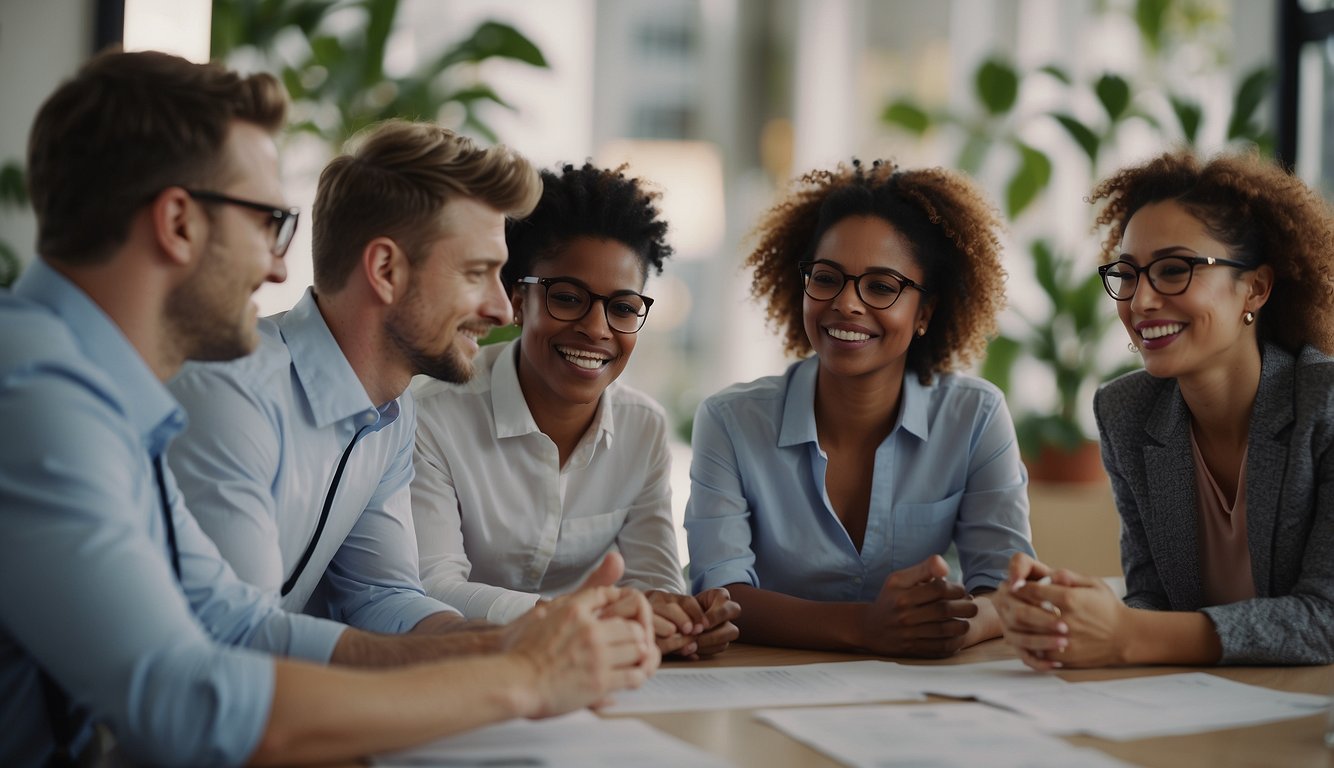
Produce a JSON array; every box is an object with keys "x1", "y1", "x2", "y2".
[{"x1": 556, "y1": 344, "x2": 612, "y2": 370}]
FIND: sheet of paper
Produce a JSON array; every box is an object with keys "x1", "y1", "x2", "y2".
[
  {"x1": 872, "y1": 659, "x2": 1071, "y2": 698},
  {"x1": 756, "y1": 703, "x2": 1134, "y2": 768},
  {"x1": 373, "y1": 710, "x2": 734, "y2": 767},
  {"x1": 598, "y1": 660, "x2": 926, "y2": 715},
  {"x1": 981, "y1": 672, "x2": 1329, "y2": 741}
]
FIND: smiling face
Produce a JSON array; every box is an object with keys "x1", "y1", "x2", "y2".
[
  {"x1": 801, "y1": 215, "x2": 934, "y2": 383},
  {"x1": 387, "y1": 196, "x2": 512, "y2": 383},
  {"x1": 168, "y1": 120, "x2": 289, "y2": 362},
  {"x1": 512, "y1": 237, "x2": 645, "y2": 412},
  {"x1": 1116, "y1": 199, "x2": 1272, "y2": 381}
]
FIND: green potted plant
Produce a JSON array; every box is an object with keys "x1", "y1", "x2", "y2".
[
  {"x1": 881, "y1": 1, "x2": 1272, "y2": 482},
  {"x1": 0, "y1": 160, "x2": 26, "y2": 288}
]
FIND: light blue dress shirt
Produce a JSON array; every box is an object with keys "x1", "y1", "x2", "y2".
[
  {"x1": 686, "y1": 356, "x2": 1033, "y2": 600},
  {"x1": 0, "y1": 261, "x2": 346, "y2": 767},
  {"x1": 169, "y1": 288, "x2": 456, "y2": 633}
]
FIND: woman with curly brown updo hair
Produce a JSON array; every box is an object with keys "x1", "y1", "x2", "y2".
[
  {"x1": 684, "y1": 159, "x2": 1034, "y2": 657},
  {"x1": 999, "y1": 149, "x2": 1334, "y2": 667}
]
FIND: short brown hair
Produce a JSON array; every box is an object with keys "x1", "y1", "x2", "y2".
[
  {"x1": 27, "y1": 50, "x2": 286, "y2": 265},
  {"x1": 747, "y1": 159, "x2": 1008, "y2": 383},
  {"x1": 1091, "y1": 149, "x2": 1334, "y2": 355},
  {"x1": 312, "y1": 120, "x2": 542, "y2": 294}
]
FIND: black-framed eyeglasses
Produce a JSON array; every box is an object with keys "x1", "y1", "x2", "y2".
[
  {"x1": 798, "y1": 260, "x2": 929, "y2": 310},
  {"x1": 1097, "y1": 255, "x2": 1253, "y2": 301},
  {"x1": 515, "y1": 276, "x2": 654, "y2": 334},
  {"x1": 185, "y1": 189, "x2": 300, "y2": 258}
]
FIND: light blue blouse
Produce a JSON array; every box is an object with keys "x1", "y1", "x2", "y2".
[{"x1": 686, "y1": 356, "x2": 1033, "y2": 600}]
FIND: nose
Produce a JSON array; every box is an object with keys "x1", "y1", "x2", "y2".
[
  {"x1": 479, "y1": 270, "x2": 512, "y2": 327},
  {"x1": 576, "y1": 298, "x2": 613, "y2": 339},
  {"x1": 830, "y1": 276, "x2": 865, "y2": 314},
  {"x1": 266, "y1": 251, "x2": 287, "y2": 285},
  {"x1": 1129, "y1": 273, "x2": 1162, "y2": 314}
]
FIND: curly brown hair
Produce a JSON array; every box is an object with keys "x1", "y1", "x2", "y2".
[
  {"x1": 746, "y1": 159, "x2": 1008, "y2": 383},
  {"x1": 1090, "y1": 149, "x2": 1334, "y2": 355}
]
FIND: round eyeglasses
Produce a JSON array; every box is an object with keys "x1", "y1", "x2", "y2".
[
  {"x1": 1097, "y1": 255, "x2": 1253, "y2": 301},
  {"x1": 185, "y1": 189, "x2": 301, "y2": 258},
  {"x1": 516, "y1": 276, "x2": 654, "y2": 334},
  {"x1": 798, "y1": 260, "x2": 928, "y2": 310}
]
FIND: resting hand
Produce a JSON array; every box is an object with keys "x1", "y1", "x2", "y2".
[
  {"x1": 1003, "y1": 566, "x2": 1129, "y2": 670},
  {"x1": 507, "y1": 585, "x2": 660, "y2": 718},
  {"x1": 859, "y1": 555, "x2": 977, "y2": 658}
]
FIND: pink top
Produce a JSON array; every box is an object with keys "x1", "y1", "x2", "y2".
[{"x1": 1190, "y1": 428, "x2": 1256, "y2": 606}]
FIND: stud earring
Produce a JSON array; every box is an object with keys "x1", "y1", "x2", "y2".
[
  {"x1": 513, "y1": 314, "x2": 522, "y2": 326},
  {"x1": 916, "y1": 326, "x2": 926, "y2": 337},
  {"x1": 1242, "y1": 310, "x2": 1255, "y2": 326},
  {"x1": 1127, "y1": 342, "x2": 1139, "y2": 354}
]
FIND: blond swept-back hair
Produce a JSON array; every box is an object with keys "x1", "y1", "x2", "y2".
[{"x1": 312, "y1": 119, "x2": 542, "y2": 293}]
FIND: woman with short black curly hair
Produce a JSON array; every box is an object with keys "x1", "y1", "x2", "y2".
[
  {"x1": 685, "y1": 159, "x2": 1034, "y2": 657},
  {"x1": 999, "y1": 149, "x2": 1334, "y2": 667},
  {"x1": 412, "y1": 162, "x2": 739, "y2": 660}
]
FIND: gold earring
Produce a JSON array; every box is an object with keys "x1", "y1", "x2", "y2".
[
  {"x1": 916, "y1": 326, "x2": 926, "y2": 337},
  {"x1": 1242, "y1": 310, "x2": 1255, "y2": 326},
  {"x1": 513, "y1": 314, "x2": 522, "y2": 326}
]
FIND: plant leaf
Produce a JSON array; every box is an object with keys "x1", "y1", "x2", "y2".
[
  {"x1": 1227, "y1": 67, "x2": 1273, "y2": 141},
  {"x1": 1006, "y1": 144, "x2": 1052, "y2": 218},
  {"x1": 957, "y1": 133, "x2": 991, "y2": 176},
  {"x1": 1134, "y1": 0, "x2": 1170, "y2": 53},
  {"x1": 881, "y1": 100, "x2": 932, "y2": 135},
  {"x1": 1051, "y1": 114, "x2": 1100, "y2": 166},
  {"x1": 1038, "y1": 64, "x2": 1071, "y2": 84},
  {"x1": 432, "y1": 20, "x2": 549, "y2": 71},
  {"x1": 1168, "y1": 95, "x2": 1203, "y2": 145},
  {"x1": 1094, "y1": 74, "x2": 1131, "y2": 122},
  {"x1": 975, "y1": 58, "x2": 1019, "y2": 115},
  {"x1": 979, "y1": 335, "x2": 1022, "y2": 395},
  {"x1": 0, "y1": 161, "x2": 27, "y2": 207}
]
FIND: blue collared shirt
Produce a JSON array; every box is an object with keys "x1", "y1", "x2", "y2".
[
  {"x1": 0, "y1": 261, "x2": 346, "y2": 767},
  {"x1": 686, "y1": 357, "x2": 1033, "y2": 599},
  {"x1": 169, "y1": 288, "x2": 456, "y2": 633}
]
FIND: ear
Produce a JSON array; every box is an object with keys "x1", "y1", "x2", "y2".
[
  {"x1": 916, "y1": 294, "x2": 938, "y2": 330},
  {"x1": 509, "y1": 285, "x2": 526, "y2": 324},
  {"x1": 361, "y1": 236, "x2": 410, "y2": 305},
  {"x1": 149, "y1": 187, "x2": 202, "y2": 267},
  {"x1": 1245, "y1": 264, "x2": 1274, "y2": 313}
]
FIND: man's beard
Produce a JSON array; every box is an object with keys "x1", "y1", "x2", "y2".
[
  {"x1": 166, "y1": 247, "x2": 256, "y2": 363},
  {"x1": 385, "y1": 295, "x2": 475, "y2": 384}
]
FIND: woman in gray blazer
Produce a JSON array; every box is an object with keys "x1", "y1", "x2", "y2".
[{"x1": 997, "y1": 149, "x2": 1334, "y2": 667}]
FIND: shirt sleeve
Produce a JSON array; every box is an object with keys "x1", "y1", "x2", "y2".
[
  {"x1": 0, "y1": 371, "x2": 336, "y2": 767},
  {"x1": 412, "y1": 411, "x2": 540, "y2": 624},
  {"x1": 615, "y1": 409, "x2": 686, "y2": 593},
  {"x1": 1093, "y1": 389, "x2": 1171, "y2": 611},
  {"x1": 315, "y1": 395, "x2": 460, "y2": 633},
  {"x1": 953, "y1": 389, "x2": 1036, "y2": 593},
  {"x1": 168, "y1": 365, "x2": 287, "y2": 593},
  {"x1": 684, "y1": 397, "x2": 760, "y2": 593}
]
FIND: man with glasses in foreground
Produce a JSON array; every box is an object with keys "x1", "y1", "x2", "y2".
[
  {"x1": 0, "y1": 51, "x2": 654, "y2": 767},
  {"x1": 411, "y1": 162, "x2": 741, "y2": 658}
]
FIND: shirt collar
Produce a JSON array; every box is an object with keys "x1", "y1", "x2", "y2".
[
  {"x1": 489, "y1": 340, "x2": 616, "y2": 449},
  {"x1": 13, "y1": 260, "x2": 186, "y2": 453},
  {"x1": 278, "y1": 288, "x2": 384, "y2": 429},
  {"x1": 777, "y1": 356, "x2": 930, "y2": 447}
]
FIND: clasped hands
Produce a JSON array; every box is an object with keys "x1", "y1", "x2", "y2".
[{"x1": 995, "y1": 552, "x2": 1131, "y2": 670}]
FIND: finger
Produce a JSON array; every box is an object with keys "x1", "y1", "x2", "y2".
[
  {"x1": 1017, "y1": 583, "x2": 1077, "y2": 616},
  {"x1": 651, "y1": 598, "x2": 694, "y2": 634},
  {"x1": 693, "y1": 622, "x2": 740, "y2": 656},
  {"x1": 884, "y1": 555, "x2": 951, "y2": 590},
  {"x1": 579, "y1": 552, "x2": 625, "y2": 590},
  {"x1": 698, "y1": 593, "x2": 741, "y2": 628},
  {"x1": 1050, "y1": 568, "x2": 1099, "y2": 588},
  {"x1": 1005, "y1": 628, "x2": 1071, "y2": 654},
  {"x1": 1003, "y1": 600, "x2": 1069, "y2": 634},
  {"x1": 1007, "y1": 552, "x2": 1054, "y2": 589},
  {"x1": 652, "y1": 614, "x2": 678, "y2": 638},
  {"x1": 655, "y1": 631, "x2": 694, "y2": 655},
  {"x1": 1016, "y1": 646, "x2": 1062, "y2": 671},
  {"x1": 893, "y1": 578, "x2": 968, "y2": 608},
  {"x1": 673, "y1": 594, "x2": 707, "y2": 631}
]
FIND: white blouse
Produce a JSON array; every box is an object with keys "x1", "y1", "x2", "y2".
[{"x1": 410, "y1": 340, "x2": 685, "y2": 623}]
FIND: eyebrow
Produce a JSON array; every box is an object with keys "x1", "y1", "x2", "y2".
[
  {"x1": 1116, "y1": 246, "x2": 1200, "y2": 263},
  {"x1": 813, "y1": 258, "x2": 910, "y2": 277}
]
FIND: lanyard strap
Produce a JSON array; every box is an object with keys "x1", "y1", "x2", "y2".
[{"x1": 282, "y1": 425, "x2": 369, "y2": 597}]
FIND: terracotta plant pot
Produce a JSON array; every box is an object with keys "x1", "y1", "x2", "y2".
[{"x1": 1024, "y1": 440, "x2": 1105, "y2": 484}]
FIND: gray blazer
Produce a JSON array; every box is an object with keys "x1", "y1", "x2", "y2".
[{"x1": 1093, "y1": 342, "x2": 1334, "y2": 664}]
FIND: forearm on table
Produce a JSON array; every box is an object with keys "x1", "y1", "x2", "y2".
[
  {"x1": 329, "y1": 623, "x2": 503, "y2": 667},
  {"x1": 1121, "y1": 608, "x2": 1222, "y2": 666},
  {"x1": 962, "y1": 591, "x2": 1003, "y2": 647},
  {"x1": 726, "y1": 583, "x2": 866, "y2": 652},
  {"x1": 250, "y1": 655, "x2": 533, "y2": 766}
]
